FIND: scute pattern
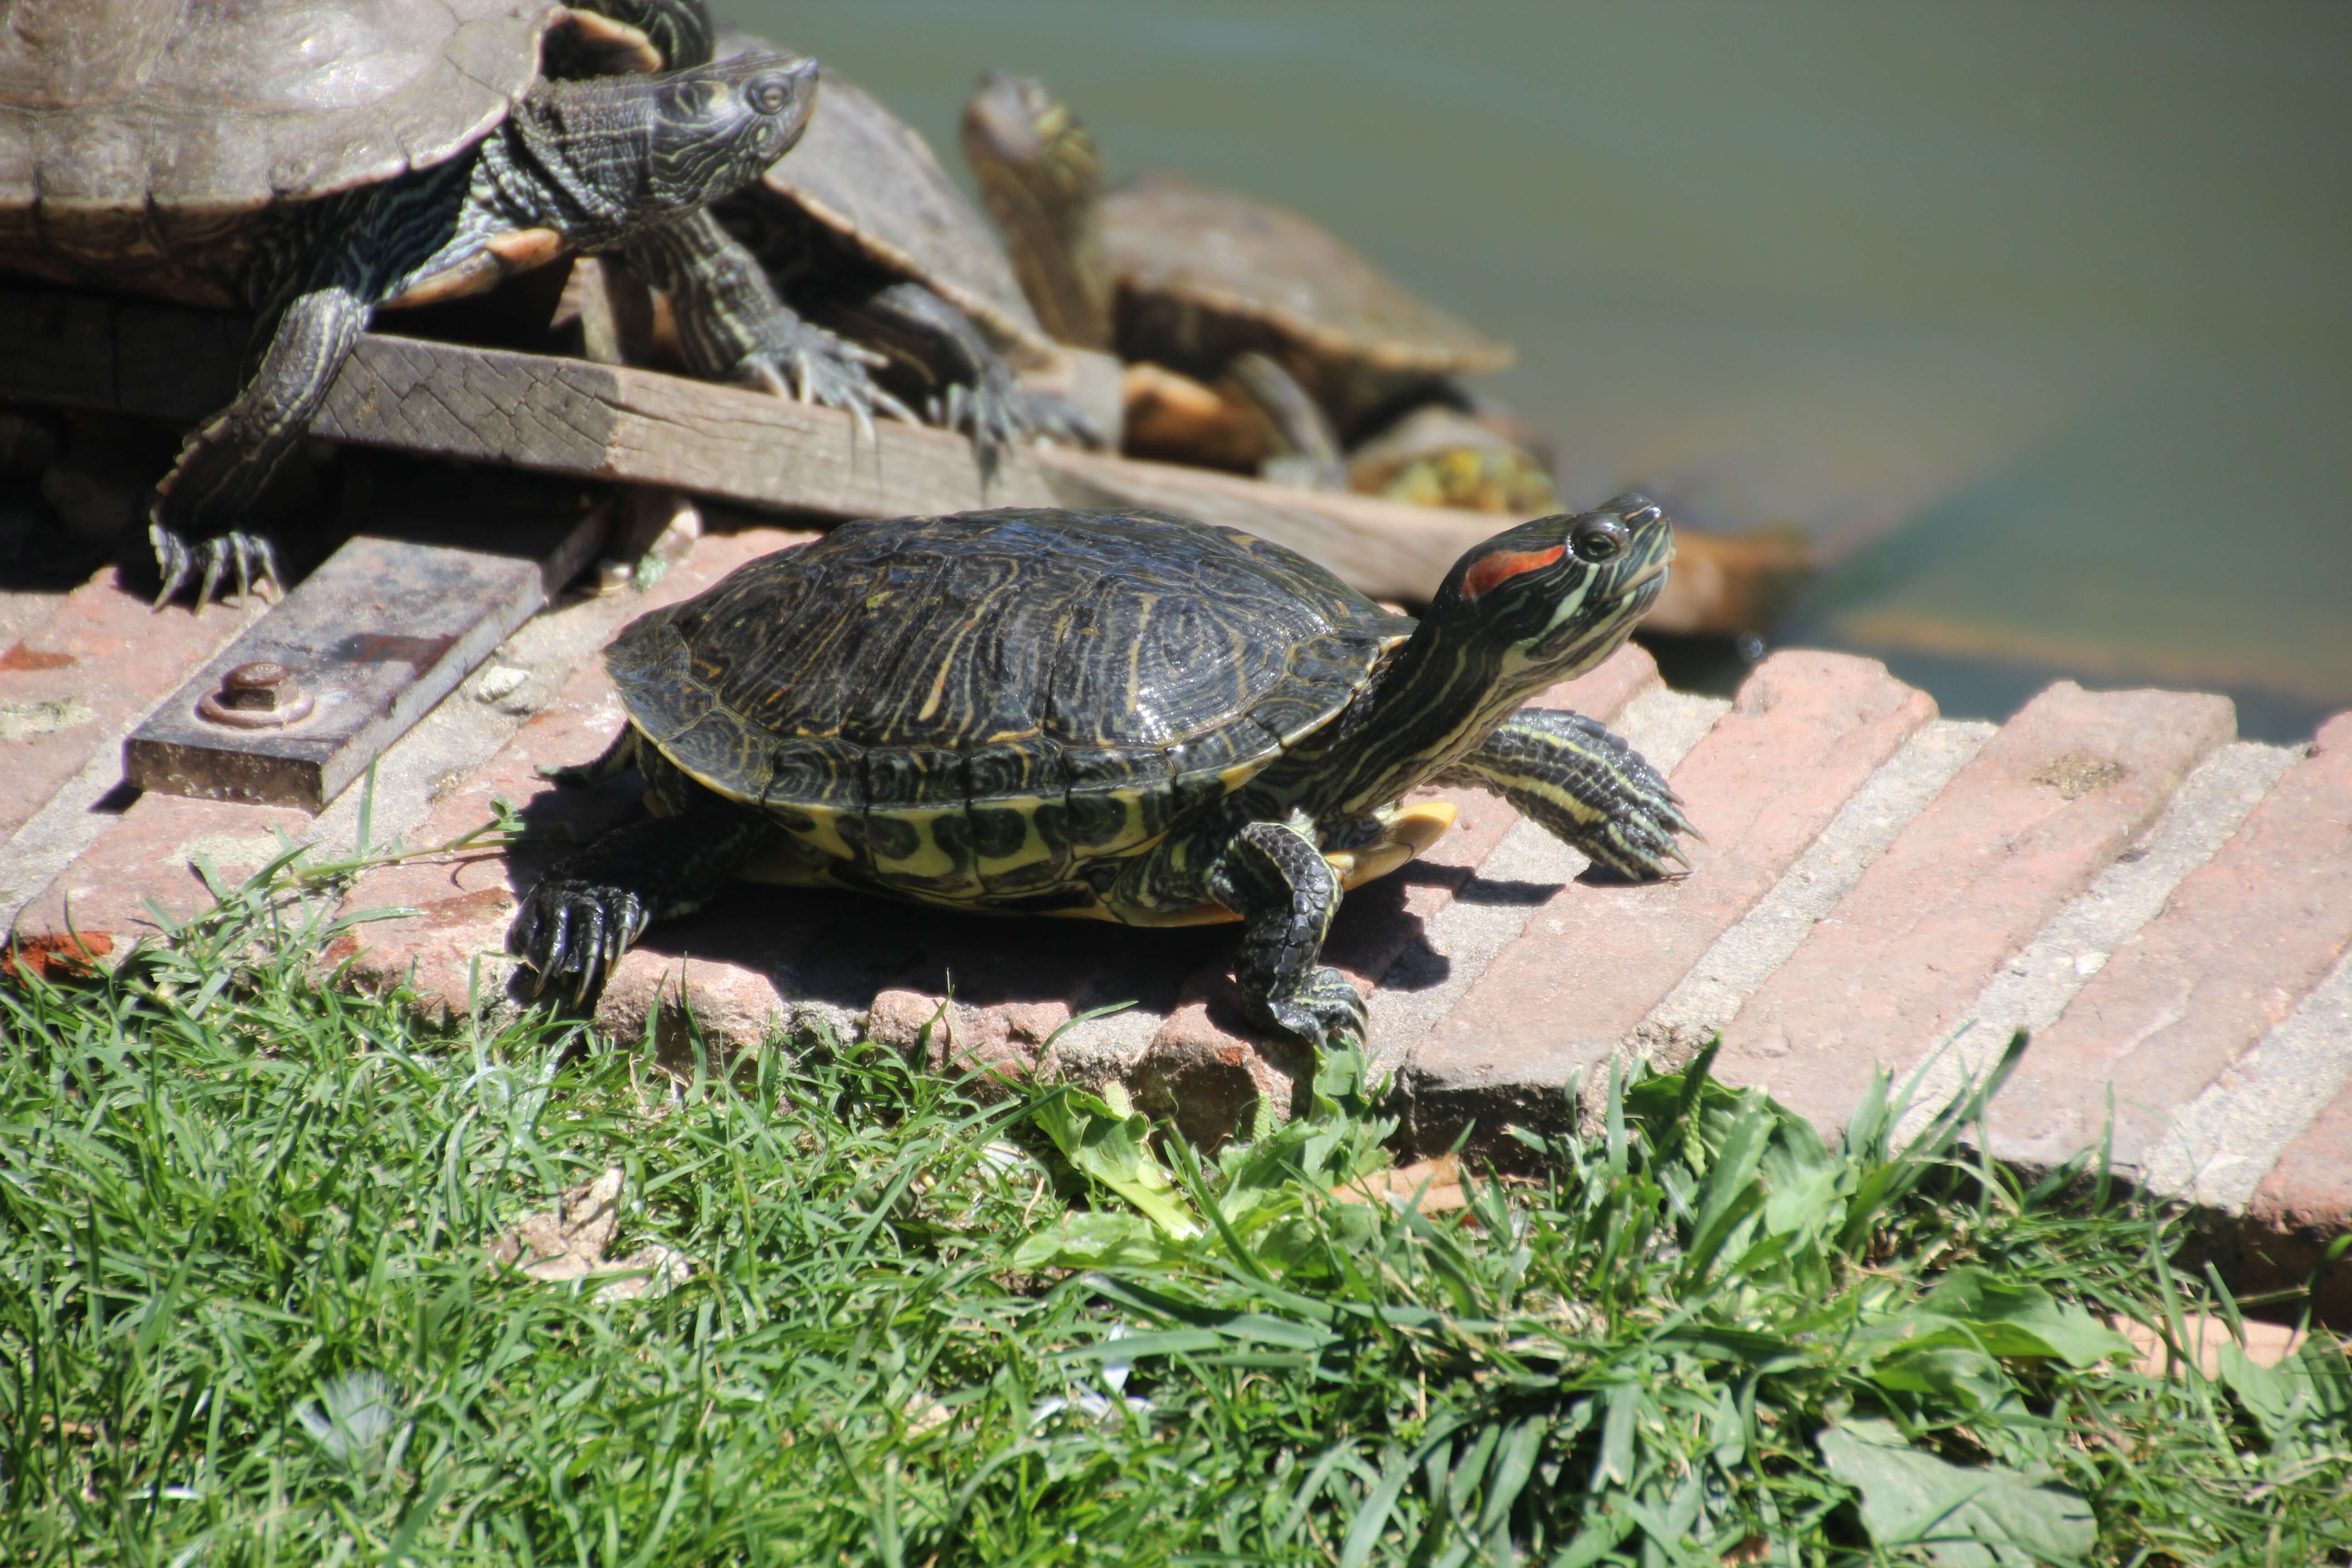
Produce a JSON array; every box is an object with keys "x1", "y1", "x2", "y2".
[{"x1": 605, "y1": 506, "x2": 1410, "y2": 902}]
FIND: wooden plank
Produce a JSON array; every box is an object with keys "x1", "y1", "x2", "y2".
[
  {"x1": 0, "y1": 284, "x2": 1805, "y2": 631},
  {"x1": 1029, "y1": 446, "x2": 1486, "y2": 605},
  {"x1": 124, "y1": 498, "x2": 607, "y2": 811}
]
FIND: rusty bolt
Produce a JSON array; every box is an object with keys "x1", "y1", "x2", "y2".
[
  {"x1": 221, "y1": 661, "x2": 295, "y2": 711},
  {"x1": 198, "y1": 659, "x2": 315, "y2": 729}
]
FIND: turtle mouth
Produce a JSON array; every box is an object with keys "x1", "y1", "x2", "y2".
[{"x1": 1620, "y1": 542, "x2": 1674, "y2": 597}]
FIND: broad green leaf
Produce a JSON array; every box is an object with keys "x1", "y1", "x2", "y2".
[
  {"x1": 1010, "y1": 1210, "x2": 1193, "y2": 1270},
  {"x1": 1919, "y1": 1269, "x2": 2136, "y2": 1367},
  {"x1": 1031, "y1": 1087, "x2": 1200, "y2": 1239},
  {"x1": 1867, "y1": 1345, "x2": 2010, "y2": 1411},
  {"x1": 1818, "y1": 1417, "x2": 2094, "y2": 1568},
  {"x1": 2219, "y1": 1340, "x2": 2289, "y2": 1437}
]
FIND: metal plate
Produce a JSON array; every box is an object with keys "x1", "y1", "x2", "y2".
[{"x1": 124, "y1": 500, "x2": 607, "y2": 811}]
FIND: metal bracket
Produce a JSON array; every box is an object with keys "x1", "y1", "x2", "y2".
[{"x1": 124, "y1": 497, "x2": 608, "y2": 811}]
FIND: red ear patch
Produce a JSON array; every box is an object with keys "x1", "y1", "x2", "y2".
[{"x1": 1460, "y1": 544, "x2": 1567, "y2": 600}]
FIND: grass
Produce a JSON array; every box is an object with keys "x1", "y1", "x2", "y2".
[{"x1": 1, "y1": 859, "x2": 2348, "y2": 1565}]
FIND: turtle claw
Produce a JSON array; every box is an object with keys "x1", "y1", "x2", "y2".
[
  {"x1": 150, "y1": 524, "x2": 280, "y2": 609},
  {"x1": 1018, "y1": 388, "x2": 1111, "y2": 451},
  {"x1": 1260, "y1": 965, "x2": 1369, "y2": 1049},
  {"x1": 737, "y1": 320, "x2": 912, "y2": 450},
  {"x1": 509, "y1": 875, "x2": 650, "y2": 1007}
]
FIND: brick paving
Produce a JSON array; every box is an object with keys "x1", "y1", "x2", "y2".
[{"x1": 6, "y1": 523, "x2": 2348, "y2": 1318}]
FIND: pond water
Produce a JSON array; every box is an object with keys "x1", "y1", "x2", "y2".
[{"x1": 733, "y1": 0, "x2": 2352, "y2": 740}]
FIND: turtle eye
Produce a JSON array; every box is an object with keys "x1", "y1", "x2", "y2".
[
  {"x1": 1570, "y1": 514, "x2": 1632, "y2": 564},
  {"x1": 749, "y1": 74, "x2": 794, "y2": 114}
]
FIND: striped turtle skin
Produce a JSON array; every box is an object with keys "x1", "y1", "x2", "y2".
[{"x1": 514, "y1": 499, "x2": 1695, "y2": 1050}]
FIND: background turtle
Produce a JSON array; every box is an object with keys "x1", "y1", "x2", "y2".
[
  {"x1": 963, "y1": 77, "x2": 1505, "y2": 423},
  {"x1": 960, "y1": 73, "x2": 1557, "y2": 508},
  {"x1": 705, "y1": 29, "x2": 1100, "y2": 463},
  {"x1": 0, "y1": 0, "x2": 820, "y2": 601},
  {"x1": 510, "y1": 496, "x2": 1690, "y2": 1046}
]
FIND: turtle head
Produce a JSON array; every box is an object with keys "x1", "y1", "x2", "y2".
[
  {"x1": 520, "y1": 52, "x2": 817, "y2": 228},
  {"x1": 1422, "y1": 493, "x2": 1675, "y2": 682},
  {"x1": 642, "y1": 52, "x2": 818, "y2": 208},
  {"x1": 961, "y1": 72, "x2": 1115, "y2": 348},
  {"x1": 961, "y1": 72, "x2": 1102, "y2": 201}
]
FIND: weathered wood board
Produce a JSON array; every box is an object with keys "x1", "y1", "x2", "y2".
[{"x1": 0, "y1": 284, "x2": 1803, "y2": 630}]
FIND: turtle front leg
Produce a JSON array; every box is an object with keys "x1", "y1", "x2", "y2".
[
  {"x1": 508, "y1": 804, "x2": 776, "y2": 1005},
  {"x1": 1436, "y1": 708, "x2": 1695, "y2": 880},
  {"x1": 147, "y1": 279, "x2": 371, "y2": 605},
  {"x1": 623, "y1": 211, "x2": 914, "y2": 440},
  {"x1": 1206, "y1": 817, "x2": 1366, "y2": 1048}
]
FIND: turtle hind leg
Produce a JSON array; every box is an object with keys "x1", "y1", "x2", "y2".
[
  {"x1": 1206, "y1": 817, "x2": 1366, "y2": 1048},
  {"x1": 147, "y1": 278, "x2": 371, "y2": 605},
  {"x1": 1437, "y1": 708, "x2": 1695, "y2": 881},
  {"x1": 508, "y1": 803, "x2": 775, "y2": 1006}
]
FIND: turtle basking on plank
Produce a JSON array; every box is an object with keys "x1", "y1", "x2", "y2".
[
  {"x1": 510, "y1": 496, "x2": 1691, "y2": 1046},
  {"x1": 0, "y1": 0, "x2": 830, "y2": 603},
  {"x1": 704, "y1": 30, "x2": 1101, "y2": 464}
]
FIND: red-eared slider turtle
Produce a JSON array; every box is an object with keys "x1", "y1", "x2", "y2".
[
  {"x1": 961, "y1": 73, "x2": 1512, "y2": 440},
  {"x1": 702, "y1": 30, "x2": 1097, "y2": 464},
  {"x1": 510, "y1": 496, "x2": 1691, "y2": 1045},
  {"x1": 0, "y1": 0, "x2": 820, "y2": 602}
]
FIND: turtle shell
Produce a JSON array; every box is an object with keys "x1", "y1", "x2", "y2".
[
  {"x1": 715, "y1": 29, "x2": 1053, "y2": 368},
  {"x1": 605, "y1": 506, "x2": 1411, "y2": 903},
  {"x1": 0, "y1": 0, "x2": 564, "y2": 309},
  {"x1": 1104, "y1": 170, "x2": 1512, "y2": 392}
]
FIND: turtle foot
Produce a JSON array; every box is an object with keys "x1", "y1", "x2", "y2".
[
  {"x1": 1577, "y1": 786, "x2": 1697, "y2": 882},
  {"x1": 931, "y1": 369, "x2": 1025, "y2": 478},
  {"x1": 149, "y1": 524, "x2": 281, "y2": 610},
  {"x1": 1015, "y1": 386, "x2": 1112, "y2": 451},
  {"x1": 507, "y1": 875, "x2": 651, "y2": 1007},
  {"x1": 1444, "y1": 708, "x2": 1696, "y2": 882},
  {"x1": 1254, "y1": 964, "x2": 1369, "y2": 1049},
  {"x1": 738, "y1": 320, "x2": 916, "y2": 445}
]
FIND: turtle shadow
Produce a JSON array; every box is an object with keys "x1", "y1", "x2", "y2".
[{"x1": 617, "y1": 873, "x2": 1230, "y2": 1029}]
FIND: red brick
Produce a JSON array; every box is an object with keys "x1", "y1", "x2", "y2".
[
  {"x1": 332, "y1": 524, "x2": 816, "y2": 1016},
  {"x1": 1996, "y1": 713, "x2": 2352, "y2": 1171},
  {"x1": 0, "y1": 566, "x2": 264, "y2": 837},
  {"x1": 11, "y1": 793, "x2": 314, "y2": 947},
  {"x1": 1711, "y1": 682, "x2": 2236, "y2": 1133},
  {"x1": 2243, "y1": 1070, "x2": 2352, "y2": 1329},
  {"x1": 1425, "y1": 651, "x2": 1935, "y2": 1090}
]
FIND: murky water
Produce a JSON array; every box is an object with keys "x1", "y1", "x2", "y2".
[{"x1": 734, "y1": 0, "x2": 2352, "y2": 739}]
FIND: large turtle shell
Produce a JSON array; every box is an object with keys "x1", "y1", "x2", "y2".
[
  {"x1": 716, "y1": 29, "x2": 1053, "y2": 368},
  {"x1": 605, "y1": 506, "x2": 1411, "y2": 902},
  {"x1": 0, "y1": 0, "x2": 564, "y2": 309},
  {"x1": 1104, "y1": 170, "x2": 1512, "y2": 387}
]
